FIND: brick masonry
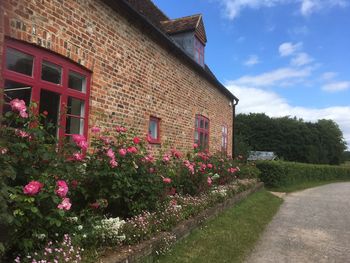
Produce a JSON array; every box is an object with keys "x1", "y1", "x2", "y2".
[{"x1": 0, "y1": 0, "x2": 234, "y2": 155}]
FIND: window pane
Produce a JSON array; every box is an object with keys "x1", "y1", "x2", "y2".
[
  {"x1": 149, "y1": 119, "x2": 158, "y2": 140},
  {"x1": 66, "y1": 116, "x2": 84, "y2": 135},
  {"x1": 194, "y1": 131, "x2": 199, "y2": 142},
  {"x1": 69, "y1": 71, "x2": 86, "y2": 92},
  {"x1": 6, "y1": 48, "x2": 34, "y2": 76},
  {"x1": 41, "y1": 60, "x2": 62, "y2": 84},
  {"x1": 199, "y1": 132, "x2": 204, "y2": 146},
  {"x1": 205, "y1": 121, "x2": 209, "y2": 130},
  {"x1": 39, "y1": 89, "x2": 60, "y2": 137},
  {"x1": 204, "y1": 133, "x2": 208, "y2": 147},
  {"x1": 4, "y1": 80, "x2": 31, "y2": 104},
  {"x1": 195, "y1": 117, "x2": 199, "y2": 128},
  {"x1": 200, "y1": 119, "x2": 204, "y2": 128},
  {"x1": 67, "y1": 97, "x2": 84, "y2": 116}
]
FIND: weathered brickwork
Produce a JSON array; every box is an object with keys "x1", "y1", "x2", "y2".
[{"x1": 0, "y1": 0, "x2": 234, "y2": 155}]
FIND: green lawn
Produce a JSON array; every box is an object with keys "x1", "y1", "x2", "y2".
[
  {"x1": 268, "y1": 179, "x2": 350, "y2": 193},
  {"x1": 154, "y1": 190, "x2": 282, "y2": 263}
]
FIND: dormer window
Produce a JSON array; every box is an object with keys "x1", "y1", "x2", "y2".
[{"x1": 194, "y1": 37, "x2": 205, "y2": 66}]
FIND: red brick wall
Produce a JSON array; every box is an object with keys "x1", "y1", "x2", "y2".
[{"x1": 0, "y1": 0, "x2": 233, "y2": 155}]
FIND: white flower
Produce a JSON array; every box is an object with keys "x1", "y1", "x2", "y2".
[{"x1": 77, "y1": 225, "x2": 83, "y2": 230}]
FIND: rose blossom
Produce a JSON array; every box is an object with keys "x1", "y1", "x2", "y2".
[
  {"x1": 55, "y1": 180, "x2": 69, "y2": 198},
  {"x1": 73, "y1": 152, "x2": 84, "y2": 161},
  {"x1": 193, "y1": 143, "x2": 198, "y2": 149},
  {"x1": 106, "y1": 148, "x2": 115, "y2": 159},
  {"x1": 163, "y1": 154, "x2": 170, "y2": 163},
  {"x1": 23, "y1": 181, "x2": 43, "y2": 196},
  {"x1": 10, "y1": 98, "x2": 28, "y2": 118},
  {"x1": 71, "y1": 180, "x2": 78, "y2": 189},
  {"x1": 116, "y1": 126, "x2": 127, "y2": 133},
  {"x1": 207, "y1": 177, "x2": 212, "y2": 186},
  {"x1": 127, "y1": 146, "x2": 138, "y2": 154},
  {"x1": 119, "y1": 148, "x2": 127, "y2": 156},
  {"x1": 0, "y1": 147, "x2": 8, "y2": 155},
  {"x1": 207, "y1": 163, "x2": 213, "y2": 169},
  {"x1": 72, "y1": 134, "x2": 88, "y2": 150},
  {"x1": 110, "y1": 159, "x2": 118, "y2": 168},
  {"x1": 162, "y1": 177, "x2": 172, "y2": 184},
  {"x1": 133, "y1": 137, "x2": 141, "y2": 144},
  {"x1": 57, "y1": 198, "x2": 72, "y2": 211},
  {"x1": 15, "y1": 129, "x2": 30, "y2": 138},
  {"x1": 171, "y1": 149, "x2": 181, "y2": 158},
  {"x1": 91, "y1": 126, "x2": 101, "y2": 133}
]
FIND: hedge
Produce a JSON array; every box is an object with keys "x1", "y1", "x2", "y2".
[{"x1": 256, "y1": 161, "x2": 350, "y2": 188}]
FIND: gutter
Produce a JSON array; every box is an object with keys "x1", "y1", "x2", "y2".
[{"x1": 102, "y1": 0, "x2": 238, "y2": 102}]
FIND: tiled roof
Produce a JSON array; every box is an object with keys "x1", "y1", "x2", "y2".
[
  {"x1": 160, "y1": 14, "x2": 207, "y2": 44},
  {"x1": 125, "y1": 0, "x2": 169, "y2": 27}
]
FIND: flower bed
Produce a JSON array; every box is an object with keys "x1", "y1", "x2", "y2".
[{"x1": 0, "y1": 100, "x2": 260, "y2": 262}]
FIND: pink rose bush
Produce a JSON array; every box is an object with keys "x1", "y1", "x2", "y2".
[
  {"x1": 57, "y1": 198, "x2": 72, "y2": 211},
  {"x1": 10, "y1": 99, "x2": 28, "y2": 118},
  {"x1": 55, "y1": 180, "x2": 69, "y2": 198}
]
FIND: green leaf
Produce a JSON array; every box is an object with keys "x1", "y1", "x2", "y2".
[{"x1": 31, "y1": 207, "x2": 39, "y2": 214}]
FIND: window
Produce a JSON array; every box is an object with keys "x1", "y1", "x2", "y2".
[
  {"x1": 194, "y1": 114, "x2": 209, "y2": 150},
  {"x1": 2, "y1": 39, "x2": 91, "y2": 139},
  {"x1": 194, "y1": 37, "x2": 204, "y2": 66},
  {"x1": 148, "y1": 116, "x2": 160, "y2": 144},
  {"x1": 222, "y1": 124, "x2": 228, "y2": 153}
]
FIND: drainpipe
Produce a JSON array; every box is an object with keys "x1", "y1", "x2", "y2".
[{"x1": 232, "y1": 98, "x2": 239, "y2": 158}]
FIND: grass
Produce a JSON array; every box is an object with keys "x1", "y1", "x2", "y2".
[
  {"x1": 154, "y1": 190, "x2": 282, "y2": 263},
  {"x1": 268, "y1": 179, "x2": 350, "y2": 193}
]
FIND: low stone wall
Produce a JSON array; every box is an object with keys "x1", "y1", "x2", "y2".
[{"x1": 99, "y1": 181, "x2": 264, "y2": 263}]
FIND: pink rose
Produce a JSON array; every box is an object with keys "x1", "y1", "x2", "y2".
[
  {"x1": 110, "y1": 159, "x2": 118, "y2": 168},
  {"x1": 100, "y1": 136, "x2": 111, "y2": 145},
  {"x1": 207, "y1": 177, "x2": 212, "y2": 186},
  {"x1": 72, "y1": 134, "x2": 85, "y2": 144},
  {"x1": 106, "y1": 148, "x2": 115, "y2": 159},
  {"x1": 57, "y1": 198, "x2": 71, "y2": 211},
  {"x1": 163, "y1": 154, "x2": 170, "y2": 163},
  {"x1": 73, "y1": 152, "x2": 84, "y2": 161},
  {"x1": 19, "y1": 110, "x2": 28, "y2": 118},
  {"x1": 146, "y1": 134, "x2": 152, "y2": 143},
  {"x1": 55, "y1": 180, "x2": 69, "y2": 198},
  {"x1": 89, "y1": 202, "x2": 100, "y2": 209},
  {"x1": 10, "y1": 99, "x2": 28, "y2": 118},
  {"x1": 0, "y1": 147, "x2": 8, "y2": 155},
  {"x1": 133, "y1": 137, "x2": 141, "y2": 144},
  {"x1": 149, "y1": 167, "x2": 155, "y2": 173},
  {"x1": 91, "y1": 126, "x2": 101, "y2": 133},
  {"x1": 23, "y1": 181, "x2": 43, "y2": 196},
  {"x1": 193, "y1": 143, "x2": 198, "y2": 149},
  {"x1": 116, "y1": 126, "x2": 127, "y2": 133},
  {"x1": 119, "y1": 148, "x2": 127, "y2": 156},
  {"x1": 77, "y1": 140, "x2": 88, "y2": 151},
  {"x1": 207, "y1": 163, "x2": 213, "y2": 169},
  {"x1": 15, "y1": 129, "x2": 30, "y2": 138},
  {"x1": 71, "y1": 180, "x2": 78, "y2": 189},
  {"x1": 162, "y1": 177, "x2": 172, "y2": 184},
  {"x1": 171, "y1": 149, "x2": 181, "y2": 158},
  {"x1": 127, "y1": 146, "x2": 138, "y2": 154}
]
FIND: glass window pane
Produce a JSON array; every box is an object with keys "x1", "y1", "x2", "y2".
[
  {"x1": 149, "y1": 119, "x2": 158, "y2": 139},
  {"x1": 200, "y1": 119, "x2": 204, "y2": 128},
  {"x1": 39, "y1": 89, "x2": 60, "y2": 137},
  {"x1": 66, "y1": 116, "x2": 84, "y2": 135},
  {"x1": 195, "y1": 117, "x2": 199, "y2": 128},
  {"x1": 69, "y1": 71, "x2": 86, "y2": 92},
  {"x1": 205, "y1": 121, "x2": 209, "y2": 130},
  {"x1": 199, "y1": 132, "x2": 204, "y2": 146},
  {"x1": 204, "y1": 133, "x2": 208, "y2": 146},
  {"x1": 41, "y1": 60, "x2": 62, "y2": 84},
  {"x1": 67, "y1": 97, "x2": 84, "y2": 116},
  {"x1": 194, "y1": 131, "x2": 199, "y2": 142},
  {"x1": 4, "y1": 80, "x2": 31, "y2": 104},
  {"x1": 6, "y1": 48, "x2": 34, "y2": 76}
]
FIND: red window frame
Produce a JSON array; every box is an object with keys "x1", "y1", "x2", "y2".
[
  {"x1": 194, "y1": 37, "x2": 205, "y2": 66},
  {"x1": 1, "y1": 38, "x2": 91, "y2": 140},
  {"x1": 148, "y1": 116, "x2": 161, "y2": 144},
  {"x1": 194, "y1": 114, "x2": 209, "y2": 150},
  {"x1": 221, "y1": 124, "x2": 228, "y2": 153}
]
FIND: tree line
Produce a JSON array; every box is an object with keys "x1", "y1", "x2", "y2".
[{"x1": 234, "y1": 113, "x2": 347, "y2": 165}]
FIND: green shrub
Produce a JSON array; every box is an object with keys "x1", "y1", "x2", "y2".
[{"x1": 257, "y1": 161, "x2": 350, "y2": 188}]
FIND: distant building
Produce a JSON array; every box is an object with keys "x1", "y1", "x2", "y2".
[{"x1": 247, "y1": 151, "x2": 277, "y2": 161}]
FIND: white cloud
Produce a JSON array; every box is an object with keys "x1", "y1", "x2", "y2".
[
  {"x1": 229, "y1": 66, "x2": 312, "y2": 87},
  {"x1": 218, "y1": 0, "x2": 349, "y2": 20},
  {"x1": 322, "y1": 81, "x2": 350, "y2": 92},
  {"x1": 279, "y1": 42, "x2": 303, "y2": 57},
  {"x1": 300, "y1": 0, "x2": 349, "y2": 16},
  {"x1": 290, "y1": 52, "x2": 313, "y2": 66},
  {"x1": 321, "y1": 72, "x2": 338, "y2": 81},
  {"x1": 227, "y1": 84, "x2": 350, "y2": 148},
  {"x1": 244, "y1": 55, "x2": 260, "y2": 66}
]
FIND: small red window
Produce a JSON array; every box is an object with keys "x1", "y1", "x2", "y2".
[
  {"x1": 222, "y1": 124, "x2": 228, "y2": 153},
  {"x1": 2, "y1": 39, "x2": 91, "y2": 140},
  {"x1": 148, "y1": 116, "x2": 160, "y2": 144},
  {"x1": 194, "y1": 37, "x2": 204, "y2": 66},
  {"x1": 194, "y1": 114, "x2": 209, "y2": 150}
]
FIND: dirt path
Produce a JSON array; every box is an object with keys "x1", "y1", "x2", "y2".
[{"x1": 245, "y1": 182, "x2": 350, "y2": 263}]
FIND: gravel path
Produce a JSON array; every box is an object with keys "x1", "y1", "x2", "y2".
[{"x1": 245, "y1": 183, "x2": 350, "y2": 263}]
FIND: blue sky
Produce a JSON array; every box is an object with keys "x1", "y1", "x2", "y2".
[{"x1": 153, "y1": 0, "x2": 350, "y2": 149}]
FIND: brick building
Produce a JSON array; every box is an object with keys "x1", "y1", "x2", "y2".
[{"x1": 0, "y1": 0, "x2": 239, "y2": 155}]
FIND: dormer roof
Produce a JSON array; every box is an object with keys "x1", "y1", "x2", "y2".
[{"x1": 160, "y1": 14, "x2": 207, "y2": 44}]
